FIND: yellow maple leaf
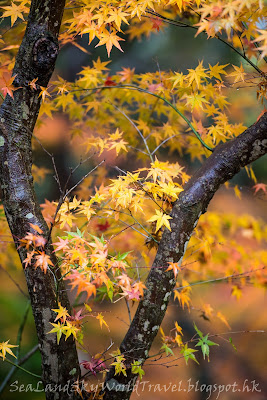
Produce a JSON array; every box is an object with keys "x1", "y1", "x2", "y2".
[
  {"x1": 0, "y1": 341, "x2": 18, "y2": 360},
  {"x1": 187, "y1": 61, "x2": 208, "y2": 88},
  {"x1": 229, "y1": 64, "x2": 246, "y2": 83},
  {"x1": 96, "y1": 312, "x2": 109, "y2": 331},
  {"x1": 208, "y1": 63, "x2": 229, "y2": 81},
  {"x1": 95, "y1": 31, "x2": 124, "y2": 57},
  {"x1": 253, "y1": 29, "x2": 267, "y2": 59},
  {"x1": 147, "y1": 209, "x2": 172, "y2": 232},
  {"x1": 52, "y1": 303, "x2": 70, "y2": 324},
  {"x1": 217, "y1": 311, "x2": 231, "y2": 329},
  {"x1": 39, "y1": 86, "x2": 51, "y2": 102},
  {"x1": 231, "y1": 285, "x2": 242, "y2": 300},
  {"x1": 2, "y1": 1, "x2": 27, "y2": 26},
  {"x1": 108, "y1": 138, "x2": 128, "y2": 155}
]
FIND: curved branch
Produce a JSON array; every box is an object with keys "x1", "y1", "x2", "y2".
[{"x1": 103, "y1": 112, "x2": 267, "y2": 400}]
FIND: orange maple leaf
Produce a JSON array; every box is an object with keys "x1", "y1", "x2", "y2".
[
  {"x1": 34, "y1": 251, "x2": 54, "y2": 273},
  {"x1": 1, "y1": 73, "x2": 16, "y2": 99}
]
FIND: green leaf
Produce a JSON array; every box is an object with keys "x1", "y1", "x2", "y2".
[
  {"x1": 194, "y1": 325, "x2": 219, "y2": 361},
  {"x1": 161, "y1": 343, "x2": 174, "y2": 356},
  {"x1": 193, "y1": 322, "x2": 203, "y2": 338},
  {"x1": 117, "y1": 251, "x2": 132, "y2": 260},
  {"x1": 229, "y1": 337, "x2": 237, "y2": 352},
  {"x1": 180, "y1": 344, "x2": 199, "y2": 365},
  {"x1": 131, "y1": 361, "x2": 145, "y2": 380}
]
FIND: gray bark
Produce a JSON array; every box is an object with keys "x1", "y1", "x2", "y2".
[
  {"x1": 0, "y1": 1, "x2": 81, "y2": 399},
  {"x1": 102, "y1": 112, "x2": 267, "y2": 399}
]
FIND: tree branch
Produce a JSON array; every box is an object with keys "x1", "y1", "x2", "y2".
[
  {"x1": 0, "y1": 1, "x2": 81, "y2": 399},
  {"x1": 103, "y1": 112, "x2": 267, "y2": 399}
]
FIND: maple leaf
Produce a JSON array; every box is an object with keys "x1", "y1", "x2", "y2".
[
  {"x1": 1, "y1": 73, "x2": 16, "y2": 99},
  {"x1": 104, "y1": 76, "x2": 117, "y2": 86},
  {"x1": 217, "y1": 311, "x2": 231, "y2": 329},
  {"x1": 67, "y1": 270, "x2": 97, "y2": 299},
  {"x1": 187, "y1": 61, "x2": 208, "y2": 88},
  {"x1": 123, "y1": 287, "x2": 141, "y2": 301},
  {"x1": 132, "y1": 281, "x2": 147, "y2": 297},
  {"x1": 253, "y1": 29, "x2": 267, "y2": 59},
  {"x1": 2, "y1": 1, "x2": 27, "y2": 26},
  {"x1": 253, "y1": 183, "x2": 267, "y2": 194},
  {"x1": 23, "y1": 250, "x2": 35, "y2": 268},
  {"x1": 106, "y1": 8, "x2": 129, "y2": 31},
  {"x1": 52, "y1": 303, "x2": 70, "y2": 324},
  {"x1": 96, "y1": 220, "x2": 110, "y2": 232},
  {"x1": 28, "y1": 78, "x2": 38, "y2": 90},
  {"x1": 208, "y1": 63, "x2": 228, "y2": 81},
  {"x1": 53, "y1": 237, "x2": 69, "y2": 252},
  {"x1": 131, "y1": 360, "x2": 145, "y2": 380},
  {"x1": 185, "y1": 92, "x2": 208, "y2": 111},
  {"x1": 229, "y1": 64, "x2": 246, "y2": 83},
  {"x1": 58, "y1": 211, "x2": 76, "y2": 229},
  {"x1": 0, "y1": 341, "x2": 18, "y2": 360},
  {"x1": 166, "y1": 261, "x2": 181, "y2": 278},
  {"x1": 111, "y1": 354, "x2": 127, "y2": 376},
  {"x1": 80, "y1": 357, "x2": 106, "y2": 376},
  {"x1": 92, "y1": 57, "x2": 111, "y2": 71},
  {"x1": 96, "y1": 312, "x2": 109, "y2": 331},
  {"x1": 95, "y1": 31, "x2": 124, "y2": 58},
  {"x1": 180, "y1": 344, "x2": 198, "y2": 365},
  {"x1": 167, "y1": 0, "x2": 193, "y2": 12},
  {"x1": 108, "y1": 138, "x2": 128, "y2": 155},
  {"x1": 64, "y1": 321, "x2": 79, "y2": 341},
  {"x1": 147, "y1": 210, "x2": 172, "y2": 232},
  {"x1": 29, "y1": 223, "x2": 43, "y2": 234},
  {"x1": 231, "y1": 285, "x2": 242, "y2": 300},
  {"x1": 174, "y1": 280, "x2": 192, "y2": 310},
  {"x1": 34, "y1": 251, "x2": 54, "y2": 273},
  {"x1": 175, "y1": 321, "x2": 183, "y2": 335},
  {"x1": 48, "y1": 322, "x2": 66, "y2": 344},
  {"x1": 151, "y1": 17, "x2": 163, "y2": 32},
  {"x1": 118, "y1": 67, "x2": 135, "y2": 83},
  {"x1": 39, "y1": 86, "x2": 51, "y2": 102}
]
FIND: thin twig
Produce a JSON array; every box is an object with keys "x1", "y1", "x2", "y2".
[
  {"x1": 175, "y1": 266, "x2": 266, "y2": 291},
  {"x1": 125, "y1": 298, "x2": 132, "y2": 324},
  {"x1": 146, "y1": 10, "x2": 266, "y2": 76},
  {"x1": 112, "y1": 104, "x2": 154, "y2": 162},
  {"x1": 0, "y1": 264, "x2": 29, "y2": 298},
  {"x1": 151, "y1": 134, "x2": 178, "y2": 155}
]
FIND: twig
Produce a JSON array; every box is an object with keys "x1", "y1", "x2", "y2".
[
  {"x1": 174, "y1": 266, "x2": 266, "y2": 291},
  {"x1": 112, "y1": 104, "x2": 154, "y2": 162},
  {"x1": 77, "y1": 85, "x2": 214, "y2": 152},
  {"x1": 146, "y1": 10, "x2": 266, "y2": 76},
  {"x1": 151, "y1": 134, "x2": 178, "y2": 155},
  {"x1": 125, "y1": 298, "x2": 132, "y2": 324},
  {"x1": 0, "y1": 264, "x2": 29, "y2": 298}
]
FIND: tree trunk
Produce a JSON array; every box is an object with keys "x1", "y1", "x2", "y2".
[
  {"x1": 102, "y1": 112, "x2": 267, "y2": 400},
  {"x1": 0, "y1": 1, "x2": 81, "y2": 399}
]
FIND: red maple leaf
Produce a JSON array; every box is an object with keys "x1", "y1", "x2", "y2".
[
  {"x1": 80, "y1": 357, "x2": 106, "y2": 376},
  {"x1": 97, "y1": 220, "x2": 110, "y2": 232},
  {"x1": 151, "y1": 17, "x2": 163, "y2": 32},
  {"x1": 104, "y1": 76, "x2": 116, "y2": 86}
]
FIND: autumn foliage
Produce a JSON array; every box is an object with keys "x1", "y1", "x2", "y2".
[{"x1": 0, "y1": 0, "x2": 267, "y2": 398}]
